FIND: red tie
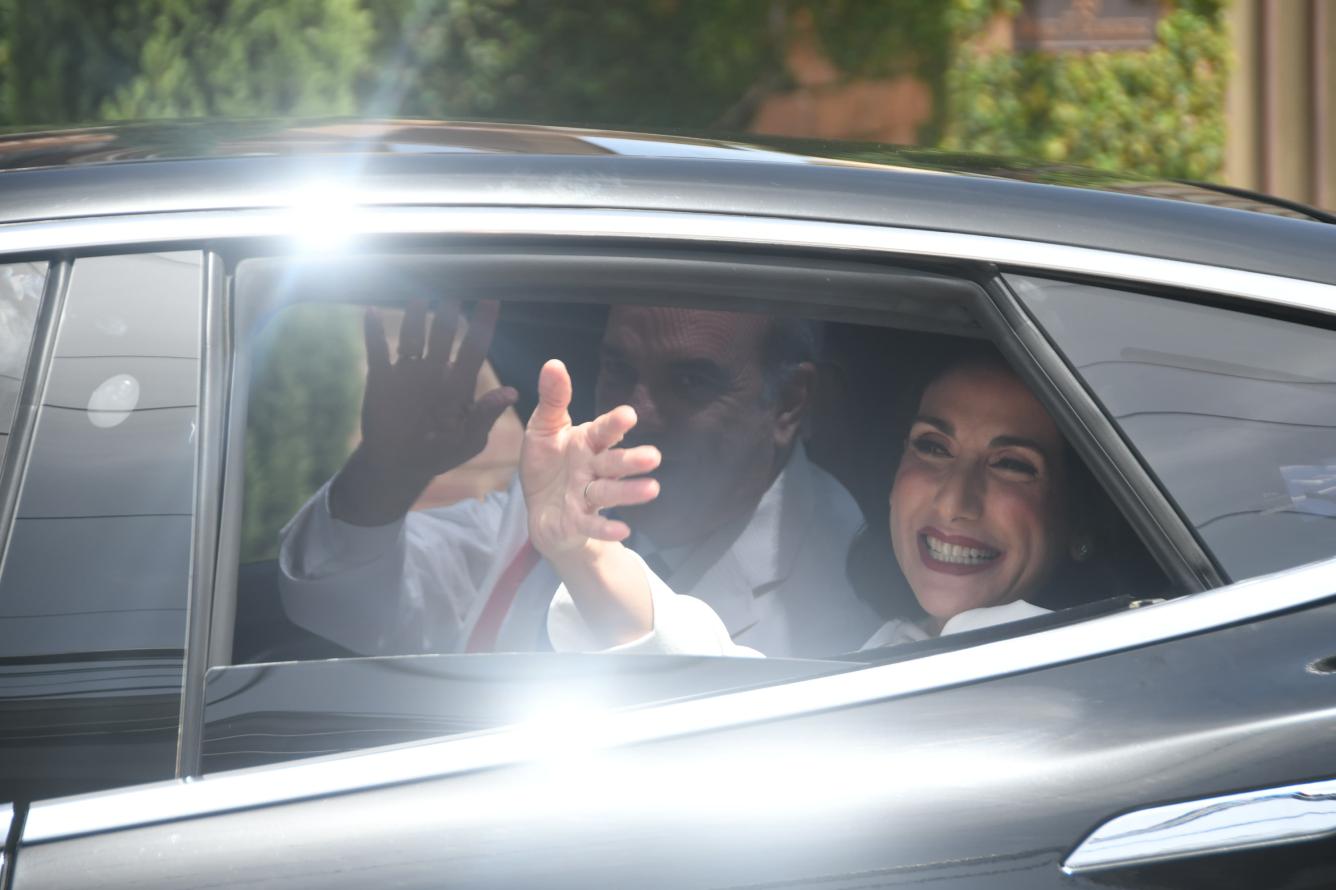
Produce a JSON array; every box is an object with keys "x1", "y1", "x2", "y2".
[{"x1": 464, "y1": 540, "x2": 541, "y2": 653}]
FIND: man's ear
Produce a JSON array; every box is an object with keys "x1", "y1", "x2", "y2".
[{"x1": 773, "y1": 361, "x2": 817, "y2": 448}]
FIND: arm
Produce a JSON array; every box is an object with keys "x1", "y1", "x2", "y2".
[{"x1": 278, "y1": 299, "x2": 519, "y2": 653}]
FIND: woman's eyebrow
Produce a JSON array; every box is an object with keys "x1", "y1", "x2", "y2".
[{"x1": 989, "y1": 435, "x2": 1051, "y2": 460}]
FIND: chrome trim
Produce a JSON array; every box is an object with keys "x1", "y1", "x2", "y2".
[
  {"x1": 205, "y1": 256, "x2": 240, "y2": 672},
  {"x1": 0, "y1": 261, "x2": 67, "y2": 581},
  {"x1": 22, "y1": 554, "x2": 1336, "y2": 844},
  {"x1": 981, "y1": 276, "x2": 1222, "y2": 592},
  {"x1": 1, "y1": 802, "x2": 11, "y2": 876},
  {"x1": 175, "y1": 251, "x2": 219, "y2": 779},
  {"x1": 1064, "y1": 776, "x2": 1336, "y2": 873},
  {"x1": 0, "y1": 207, "x2": 1332, "y2": 316}
]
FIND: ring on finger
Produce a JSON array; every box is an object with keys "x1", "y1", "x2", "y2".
[{"x1": 583, "y1": 479, "x2": 599, "y2": 511}]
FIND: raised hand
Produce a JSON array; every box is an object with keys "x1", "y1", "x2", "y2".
[
  {"x1": 521, "y1": 359, "x2": 662, "y2": 643},
  {"x1": 330, "y1": 299, "x2": 517, "y2": 527},
  {"x1": 521, "y1": 359, "x2": 661, "y2": 559}
]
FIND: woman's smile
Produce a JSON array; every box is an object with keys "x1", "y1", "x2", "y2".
[
  {"x1": 889, "y1": 358, "x2": 1070, "y2": 621},
  {"x1": 917, "y1": 526, "x2": 1002, "y2": 574}
]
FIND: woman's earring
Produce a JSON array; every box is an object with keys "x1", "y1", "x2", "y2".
[{"x1": 1071, "y1": 538, "x2": 1093, "y2": 562}]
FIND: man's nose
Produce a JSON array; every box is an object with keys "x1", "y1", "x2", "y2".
[
  {"x1": 627, "y1": 383, "x2": 664, "y2": 433},
  {"x1": 935, "y1": 459, "x2": 984, "y2": 522}
]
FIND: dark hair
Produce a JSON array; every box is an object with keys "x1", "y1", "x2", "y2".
[
  {"x1": 846, "y1": 342, "x2": 1147, "y2": 621},
  {"x1": 759, "y1": 316, "x2": 822, "y2": 405}
]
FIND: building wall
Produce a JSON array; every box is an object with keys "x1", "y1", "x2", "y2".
[{"x1": 1225, "y1": 0, "x2": 1334, "y2": 209}]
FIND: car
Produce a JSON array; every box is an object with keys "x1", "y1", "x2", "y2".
[{"x1": 1, "y1": 119, "x2": 1335, "y2": 890}]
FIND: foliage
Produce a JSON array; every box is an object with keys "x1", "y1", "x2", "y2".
[
  {"x1": 102, "y1": 0, "x2": 374, "y2": 119},
  {"x1": 358, "y1": 0, "x2": 781, "y2": 129},
  {"x1": 0, "y1": 1, "x2": 158, "y2": 125},
  {"x1": 241, "y1": 305, "x2": 363, "y2": 563},
  {"x1": 941, "y1": 1, "x2": 1229, "y2": 180}
]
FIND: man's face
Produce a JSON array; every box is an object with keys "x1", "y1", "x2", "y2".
[{"x1": 595, "y1": 306, "x2": 800, "y2": 548}]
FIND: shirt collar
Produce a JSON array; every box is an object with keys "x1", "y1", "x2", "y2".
[{"x1": 633, "y1": 444, "x2": 814, "y2": 636}]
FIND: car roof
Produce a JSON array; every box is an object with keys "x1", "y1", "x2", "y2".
[{"x1": 0, "y1": 119, "x2": 1332, "y2": 287}]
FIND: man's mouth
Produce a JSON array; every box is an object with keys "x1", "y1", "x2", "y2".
[{"x1": 918, "y1": 528, "x2": 1001, "y2": 574}]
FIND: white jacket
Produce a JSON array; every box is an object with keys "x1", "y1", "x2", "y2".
[{"x1": 279, "y1": 445, "x2": 881, "y2": 657}]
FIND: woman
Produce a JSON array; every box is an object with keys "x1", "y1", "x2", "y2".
[{"x1": 528, "y1": 346, "x2": 1104, "y2": 655}]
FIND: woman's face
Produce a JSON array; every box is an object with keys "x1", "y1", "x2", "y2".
[{"x1": 889, "y1": 361, "x2": 1069, "y2": 623}]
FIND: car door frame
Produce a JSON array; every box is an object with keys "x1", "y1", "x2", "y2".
[{"x1": 2, "y1": 202, "x2": 1335, "y2": 885}]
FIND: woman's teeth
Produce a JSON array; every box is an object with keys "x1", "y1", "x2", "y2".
[{"x1": 924, "y1": 534, "x2": 999, "y2": 565}]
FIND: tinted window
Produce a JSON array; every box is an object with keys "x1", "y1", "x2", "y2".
[
  {"x1": 207, "y1": 250, "x2": 1172, "y2": 771},
  {"x1": 0, "y1": 262, "x2": 48, "y2": 466},
  {"x1": 1010, "y1": 273, "x2": 1336, "y2": 581},
  {"x1": 0, "y1": 252, "x2": 202, "y2": 802}
]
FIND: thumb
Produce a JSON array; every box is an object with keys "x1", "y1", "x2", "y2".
[{"x1": 529, "y1": 359, "x2": 572, "y2": 435}]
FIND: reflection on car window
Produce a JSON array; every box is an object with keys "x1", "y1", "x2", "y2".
[
  {"x1": 0, "y1": 261, "x2": 48, "y2": 466},
  {"x1": 0, "y1": 252, "x2": 201, "y2": 803},
  {"x1": 1009, "y1": 272, "x2": 1336, "y2": 581},
  {"x1": 231, "y1": 256, "x2": 1167, "y2": 673}
]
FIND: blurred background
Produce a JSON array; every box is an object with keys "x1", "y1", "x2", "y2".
[{"x1": 0, "y1": 0, "x2": 1330, "y2": 209}]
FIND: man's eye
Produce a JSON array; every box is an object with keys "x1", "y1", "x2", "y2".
[
  {"x1": 671, "y1": 371, "x2": 721, "y2": 398},
  {"x1": 993, "y1": 456, "x2": 1039, "y2": 478},
  {"x1": 600, "y1": 358, "x2": 634, "y2": 382},
  {"x1": 911, "y1": 436, "x2": 950, "y2": 458}
]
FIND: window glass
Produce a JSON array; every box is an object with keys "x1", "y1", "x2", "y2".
[
  {"x1": 210, "y1": 251, "x2": 1173, "y2": 772},
  {"x1": 0, "y1": 262, "x2": 49, "y2": 466},
  {"x1": 0, "y1": 252, "x2": 202, "y2": 803},
  {"x1": 1009, "y1": 272, "x2": 1336, "y2": 581}
]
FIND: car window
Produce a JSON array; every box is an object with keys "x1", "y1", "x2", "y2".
[
  {"x1": 0, "y1": 261, "x2": 48, "y2": 467},
  {"x1": 0, "y1": 252, "x2": 202, "y2": 803},
  {"x1": 204, "y1": 250, "x2": 1171, "y2": 771},
  {"x1": 1008, "y1": 273, "x2": 1336, "y2": 582}
]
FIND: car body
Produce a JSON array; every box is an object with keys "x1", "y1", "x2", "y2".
[{"x1": 1, "y1": 120, "x2": 1335, "y2": 889}]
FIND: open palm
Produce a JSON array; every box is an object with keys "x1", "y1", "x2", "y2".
[{"x1": 521, "y1": 360, "x2": 660, "y2": 559}]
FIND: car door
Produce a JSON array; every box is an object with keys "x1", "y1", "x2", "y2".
[
  {"x1": 8, "y1": 208, "x2": 1336, "y2": 890},
  {"x1": 0, "y1": 250, "x2": 206, "y2": 884}
]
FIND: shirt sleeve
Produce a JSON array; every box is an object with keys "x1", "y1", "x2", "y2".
[
  {"x1": 547, "y1": 549, "x2": 763, "y2": 657},
  {"x1": 278, "y1": 478, "x2": 513, "y2": 654}
]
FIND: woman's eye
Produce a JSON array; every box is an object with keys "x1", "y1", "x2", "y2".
[
  {"x1": 993, "y1": 456, "x2": 1039, "y2": 477},
  {"x1": 911, "y1": 436, "x2": 950, "y2": 458}
]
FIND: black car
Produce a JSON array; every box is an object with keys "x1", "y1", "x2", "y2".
[{"x1": 2, "y1": 120, "x2": 1335, "y2": 889}]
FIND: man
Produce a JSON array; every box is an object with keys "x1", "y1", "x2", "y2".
[{"x1": 278, "y1": 299, "x2": 878, "y2": 657}]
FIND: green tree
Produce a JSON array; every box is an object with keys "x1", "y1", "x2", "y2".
[
  {"x1": 103, "y1": 0, "x2": 373, "y2": 119},
  {"x1": 359, "y1": 0, "x2": 782, "y2": 128},
  {"x1": 241, "y1": 304, "x2": 363, "y2": 563},
  {"x1": 0, "y1": 0, "x2": 158, "y2": 125},
  {"x1": 942, "y1": 1, "x2": 1228, "y2": 180}
]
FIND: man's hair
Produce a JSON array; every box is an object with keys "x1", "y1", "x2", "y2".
[{"x1": 760, "y1": 316, "x2": 822, "y2": 404}]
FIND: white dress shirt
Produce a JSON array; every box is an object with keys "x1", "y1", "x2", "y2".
[
  {"x1": 550, "y1": 577, "x2": 1050, "y2": 657},
  {"x1": 279, "y1": 444, "x2": 880, "y2": 657}
]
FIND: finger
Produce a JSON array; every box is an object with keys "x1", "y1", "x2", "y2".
[
  {"x1": 592, "y1": 445, "x2": 661, "y2": 479},
  {"x1": 426, "y1": 299, "x2": 460, "y2": 373},
  {"x1": 576, "y1": 513, "x2": 632, "y2": 543},
  {"x1": 528, "y1": 359, "x2": 572, "y2": 435},
  {"x1": 585, "y1": 405, "x2": 638, "y2": 454},
  {"x1": 445, "y1": 300, "x2": 501, "y2": 401},
  {"x1": 364, "y1": 307, "x2": 390, "y2": 374},
  {"x1": 398, "y1": 299, "x2": 428, "y2": 362},
  {"x1": 584, "y1": 477, "x2": 660, "y2": 511},
  {"x1": 463, "y1": 385, "x2": 518, "y2": 444}
]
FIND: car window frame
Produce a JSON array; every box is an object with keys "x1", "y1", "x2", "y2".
[{"x1": 0, "y1": 204, "x2": 1331, "y2": 818}]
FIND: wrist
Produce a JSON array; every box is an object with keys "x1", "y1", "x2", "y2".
[
  {"x1": 330, "y1": 446, "x2": 434, "y2": 526},
  {"x1": 545, "y1": 537, "x2": 615, "y2": 576}
]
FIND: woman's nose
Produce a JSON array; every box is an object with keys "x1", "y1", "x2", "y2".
[{"x1": 936, "y1": 460, "x2": 984, "y2": 521}]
